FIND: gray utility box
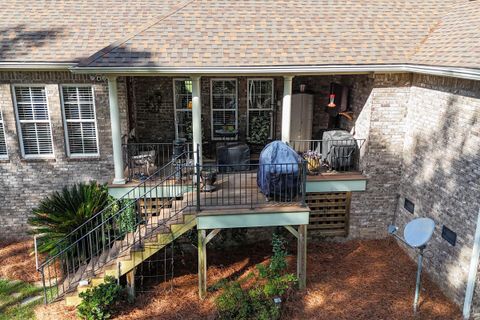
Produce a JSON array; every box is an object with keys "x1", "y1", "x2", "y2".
[{"x1": 321, "y1": 130, "x2": 357, "y2": 170}]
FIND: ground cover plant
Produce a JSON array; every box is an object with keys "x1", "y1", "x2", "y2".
[
  {"x1": 0, "y1": 279, "x2": 43, "y2": 320},
  {"x1": 77, "y1": 276, "x2": 124, "y2": 320}
]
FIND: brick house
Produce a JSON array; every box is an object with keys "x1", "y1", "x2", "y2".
[{"x1": 0, "y1": 0, "x2": 479, "y2": 317}]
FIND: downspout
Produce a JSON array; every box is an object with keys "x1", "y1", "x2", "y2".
[{"x1": 463, "y1": 207, "x2": 480, "y2": 319}]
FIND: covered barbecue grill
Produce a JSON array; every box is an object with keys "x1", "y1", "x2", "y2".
[
  {"x1": 320, "y1": 130, "x2": 357, "y2": 170},
  {"x1": 257, "y1": 141, "x2": 302, "y2": 201}
]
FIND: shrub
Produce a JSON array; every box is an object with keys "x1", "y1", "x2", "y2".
[
  {"x1": 29, "y1": 181, "x2": 113, "y2": 256},
  {"x1": 77, "y1": 276, "x2": 123, "y2": 320},
  {"x1": 215, "y1": 234, "x2": 297, "y2": 320}
]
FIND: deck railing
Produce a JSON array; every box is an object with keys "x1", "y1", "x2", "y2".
[
  {"x1": 289, "y1": 138, "x2": 366, "y2": 173},
  {"x1": 37, "y1": 151, "x2": 195, "y2": 303},
  {"x1": 123, "y1": 142, "x2": 192, "y2": 181},
  {"x1": 188, "y1": 161, "x2": 307, "y2": 211}
]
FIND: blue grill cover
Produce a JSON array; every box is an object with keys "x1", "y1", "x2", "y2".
[{"x1": 257, "y1": 141, "x2": 302, "y2": 199}]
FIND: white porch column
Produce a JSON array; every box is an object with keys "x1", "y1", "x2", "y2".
[
  {"x1": 107, "y1": 76, "x2": 126, "y2": 184},
  {"x1": 281, "y1": 75, "x2": 294, "y2": 143},
  {"x1": 191, "y1": 76, "x2": 203, "y2": 165}
]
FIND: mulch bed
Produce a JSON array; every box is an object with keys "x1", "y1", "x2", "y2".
[
  {"x1": 0, "y1": 238, "x2": 41, "y2": 283},
  {"x1": 35, "y1": 239, "x2": 461, "y2": 320}
]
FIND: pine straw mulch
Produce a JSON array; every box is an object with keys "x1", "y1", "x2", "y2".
[
  {"x1": 36, "y1": 239, "x2": 461, "y2": 320},
  {"x1": 0, "y1": 238, "x2": 41, "y2": 283}
]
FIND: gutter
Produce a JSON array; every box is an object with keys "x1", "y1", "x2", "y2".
[
  {"x1": 0, "y1": 62, "x2": 75, "y2": 71},
  {"x1": 68, "y1": 64, "x2": 480, "y2": 81},
  {"x1": 463, "y1": 207, "x2": 480, "y2": 320},
  {"x1": 1, "y1": 62, "x2": 479, "y2": 82}
]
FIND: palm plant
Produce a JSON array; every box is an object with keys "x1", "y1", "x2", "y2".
[{"x1": 29, "y1": 181, "x2": 113, "y2": 257}]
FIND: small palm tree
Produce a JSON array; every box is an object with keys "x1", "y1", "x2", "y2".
[{"x1": 29, "y1": 181, "x2": 112, "y2": 257}]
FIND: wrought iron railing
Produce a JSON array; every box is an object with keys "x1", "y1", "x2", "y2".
[
  {"x1": 37, "y1": 151, "x2": 195, "y2": 303},
  {"x1": 37, "y1": 145, "x2": 308, "y2": 303},
  {"x1": 290, "y1": 138, "x2": 366, "y2": 173},
  {"x1": 187, "y1": 161, "x2": 307, "y2": 211},
  {"x1": 123, "y1": 142, "x2": 192, "y2": 181}
]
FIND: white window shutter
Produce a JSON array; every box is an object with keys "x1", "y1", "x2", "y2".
[{"x1": 61, "y1": 86, "x2": 99, "y2": 156}]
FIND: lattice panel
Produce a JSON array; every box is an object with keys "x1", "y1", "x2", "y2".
[{"x1": 306, "y1": 192, "x2": 351, "y2": 237}]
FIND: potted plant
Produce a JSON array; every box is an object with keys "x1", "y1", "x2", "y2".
[
  {"x1": 247, "y1": 114, "x2": 271, "y2": 151},
  {"x1": 303, "y1": 150, "x2": 321, "y2": 175}
]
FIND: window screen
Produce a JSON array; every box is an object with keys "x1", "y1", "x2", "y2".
[
  {"x1": 14, "y1": 86, "x2": 54, "y2": 157},
  {"x1": 61, "y1": 86, "x2": 99, "y2": 156}
]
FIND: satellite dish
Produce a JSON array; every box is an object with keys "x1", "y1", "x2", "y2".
[
  {"x1": 387, "y1": 217, "x2": 436, "y2": 312},
  {"x1": 404, "y1": 218, "x2": 435, "y2": 248}
]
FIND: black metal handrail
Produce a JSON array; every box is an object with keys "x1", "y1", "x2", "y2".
[
  {"x1": 186, "y1": 161, "x2": 307, "y2": 211},
  {"x1": 38, "y1": 145, "x2": 310, "y2": 303},
  {"x1": 38, "y1": 151, "x2": 195, "y2": 303},
  {"x1": 123, "y1": 142, "x2": 192, "y2": 181},
  {"x1": 290, "y1": 138, "x2": 366, "y2": 173}
]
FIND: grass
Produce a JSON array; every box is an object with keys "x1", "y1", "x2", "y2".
[{"x1": 0, "y1": 279, "x2": 43, "y2": 320}]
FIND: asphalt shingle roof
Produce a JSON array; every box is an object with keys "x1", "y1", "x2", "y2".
[
  {"x1": 412, "y1": 1, "x2": 480, "y2": 69},
  {"x1": 0, "y1": 0, "x2": 478, "y2": 70},
  {"x1": 0, "y1": 0, "x2": 188, "y2": 63}
]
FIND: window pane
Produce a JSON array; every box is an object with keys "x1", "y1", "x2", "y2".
[
  {"x1": 0, "y1": 122, "x2": 6, "y2": 156},
  {"x1": 21, "y1": 122, "x2": 53, "y2": 155},
  {"x1": 174, "y1": 80, "x2": 193, "y2": 140},
  {"x1": 61, "y1": 86, "x2": 98, "y2": 155},
  {"x1": 14, "y1": 86, "x2": 53, "y2": 157},
  {"x1": 211, "y1": 80, "x2": 237, "y2": 139},
  {"x1": 248, "y1": 80, "x2": 274, "y2": 141}
]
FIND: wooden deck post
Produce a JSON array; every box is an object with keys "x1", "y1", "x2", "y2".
[
  {"x1": 297, "y1": 224, "x2": 307, "y2": 289},
  {"x1": 126, "y1": 267, "x2": 136, "y2": 301},
  {"x1": 198, "y1": 229, "x2": 207, "y2": 299}
]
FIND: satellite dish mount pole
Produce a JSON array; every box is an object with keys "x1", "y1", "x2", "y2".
[{"x1": 413, "y1": 245, "x2": 426, "y2": 313}]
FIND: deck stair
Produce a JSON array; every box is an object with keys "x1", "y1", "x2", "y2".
[
  {"x1": 36, "y1": 152, "x2": 197, "y2": 306},
  {"x1": 64, "y1": 208, "x2": 196, "y2": 306}
]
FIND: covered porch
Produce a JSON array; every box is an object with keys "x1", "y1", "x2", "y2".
[{"x1": 110, "y1": 74, "x2": 371, "y2": 185}]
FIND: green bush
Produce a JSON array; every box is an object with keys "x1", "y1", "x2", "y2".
[
  {"x1": 77, "y1": 276, "x2": 123, "y2": 320},
  {"x1": 115, "y1": 199, "x2": 138, "y2": 236},
  {"x1": 29, "y1": 181, "x2": 113, "y2": 256},
  {"x1": 215, "y1": 234, "x2": 297, "y2": 320}
]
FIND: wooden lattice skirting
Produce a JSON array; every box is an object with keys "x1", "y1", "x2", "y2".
[{"x1": 306, "y1": 192, "x2": 351, "y2": 237}]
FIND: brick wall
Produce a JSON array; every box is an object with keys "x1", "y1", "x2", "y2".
[
  {"x1": 0, "y1": 72, "x2": 128, "y2": 239},
  {"x1": 394, "y1": 74, "x2": 480, "y2": 308},
  {"x1": 348, "y1": 73, "x2": 411, "y2": 238}
]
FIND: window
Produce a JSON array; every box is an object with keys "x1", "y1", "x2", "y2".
[
  {"x1": 211, "y1": 79, "x2": 237, "y2": 140},
  {"x1": 13, "y1": 86, "x2": 54, "y2": 158},
  {"x1": 173, "y1": 79, "x2": 193, "y2": 140},
  {"x1": 247, "y1": 79, "x2": 274, "y2": 144},
  {"x1": 0, "y1": 108, "x2": 7, "y2": 158},
  {"x1": 61, "y1": 86, "x2": 99, "y2": 157}
]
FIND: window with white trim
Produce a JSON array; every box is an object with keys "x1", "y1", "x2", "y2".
[
  {"x1": 211, "y1": 79, "x2": 237, "y2": 140},
  {"x1": 13, "y1": 86, "x2": 54, "y2": 157},
  {"x1": 61, "y1": 86, "x2": 99, "y2": 157},
  {"x1": 173, "y1": 79, "x2": 193, "y2": 140},
  {"x1": 0, "y1": 108, "x2": 7, "y2": 158},
  {"x1": 247, "y1": 79, "x2": 274, "y2": 144}
]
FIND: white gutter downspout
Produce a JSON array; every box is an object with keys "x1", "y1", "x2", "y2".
[{"x1": 463, "y1": 207, "x2": 480, "y2": 319}]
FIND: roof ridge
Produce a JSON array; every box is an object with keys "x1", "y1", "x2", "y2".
[{"x1": 78, "y1": 0, "x2": 196, "y2": 67}]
